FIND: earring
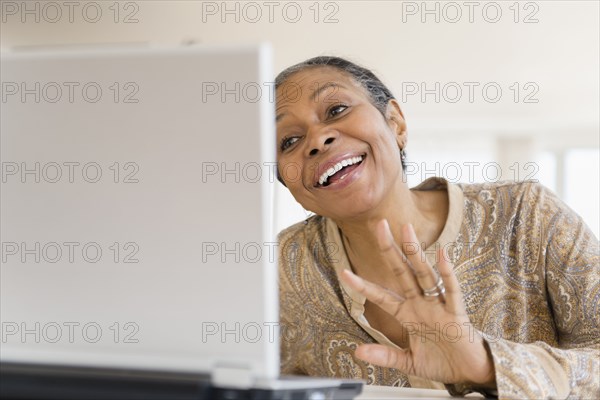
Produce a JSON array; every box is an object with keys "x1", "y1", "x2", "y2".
[{"x1": 400, "y1": 148, "x2": 406, "y2": 163}]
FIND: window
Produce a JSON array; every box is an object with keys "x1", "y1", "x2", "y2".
[{"x1": 564, "y1": 148, "x2": 600, "y2": 238}]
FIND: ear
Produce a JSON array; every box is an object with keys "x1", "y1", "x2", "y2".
[{"x1": 385, "y1": 99, "x2": 408, "y2": 149}]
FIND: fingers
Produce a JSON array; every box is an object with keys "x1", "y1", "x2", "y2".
[
  {"x1": 374, "y1": 220, "x2": 420, "y2": 299},
  {"x1": 344, "y1": 220, "x2": 460, "y2": 315},
  {"x1": 355, "y1": 343, "x2": 410, "y2": 372},
  {"x1": 401, "y1": 223, "x2": 443, "y2": 302},
  {"x1": 375, "y1": 220, "x2": 442, "y2": 301},
  {"x1": 437, "y1": 247, "x2": 464, "y2": 314},
  {"x1": 340, "y1": 269, "x2": 405, "y2": 318}
]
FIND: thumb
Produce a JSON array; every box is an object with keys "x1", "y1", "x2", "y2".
[{"x1": 355, "y1": 344, "x2": 410, "y2": 371}]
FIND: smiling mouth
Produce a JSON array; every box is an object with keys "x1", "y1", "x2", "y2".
[{"x1": 315, "y1": 154, "x2": 366, "y2": 187}]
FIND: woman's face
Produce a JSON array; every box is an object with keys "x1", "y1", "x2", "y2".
[{"x1": 276, "y1": 67, "x2": 407, "y2": 220}]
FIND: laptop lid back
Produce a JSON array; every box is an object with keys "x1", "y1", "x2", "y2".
[{"x1": 1, "y1": 44, "x2": 278, "y2": 386}]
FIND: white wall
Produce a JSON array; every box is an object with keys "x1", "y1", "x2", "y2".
[{"x1": 2, "y1": 0, "x2": 598, "y2": 236}]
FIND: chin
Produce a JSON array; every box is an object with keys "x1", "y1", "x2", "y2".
[
  {"x1": 304, "y1": 183, "x2": 386, "y2": 220},
  {"x1": 325, "y1": 197, "x2": 381, "y2": 221}
]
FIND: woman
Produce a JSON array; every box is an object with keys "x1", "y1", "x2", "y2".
[{"x1": 275, "y1": 56, "x2": 599, "y2": 399}]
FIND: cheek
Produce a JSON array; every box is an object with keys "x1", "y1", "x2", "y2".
[
  {"x1": 287, "y1": 185, "x2": 321, "y2": 214},
  {"x1": 279, "y1": 161, "x2": 310, "y2": 199},
  {"x1": 278, "y1": 160, "x2": 303, "y2": 187},
  {"x1": 350, "y1": 110, "x2": 394, "y2": 143},
  {"x1": 361, "y1": 123, "x2": 399, "y2": 161}
]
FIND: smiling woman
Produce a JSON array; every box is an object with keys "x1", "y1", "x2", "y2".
[{"x1": 274, "y1": 57, "x2": 600, "y2": 399}]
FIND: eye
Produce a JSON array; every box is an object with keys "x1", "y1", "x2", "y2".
[
  {"x1": 280, "y1": 136, "x2": 300, "y2": 152},
  {"x1": 328, "y1": 104, "x2": 348, "y2": 118}
]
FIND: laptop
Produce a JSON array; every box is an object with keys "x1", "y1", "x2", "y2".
[{"x1": 0, "y1": 44, "x2": 363, "y2": 399}]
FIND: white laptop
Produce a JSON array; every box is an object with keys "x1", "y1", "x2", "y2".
[{"x1": 0, "y1": 44, "x2": 363, "y2": 399}]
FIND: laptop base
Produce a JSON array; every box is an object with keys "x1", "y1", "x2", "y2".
[{"x1": 0, "y1": 362, "x2": 363, "y2": 400}]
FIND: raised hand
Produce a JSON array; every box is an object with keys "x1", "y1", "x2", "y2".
[{"x1": 339, "y1": 220, "x2": 496, "y2": 387}]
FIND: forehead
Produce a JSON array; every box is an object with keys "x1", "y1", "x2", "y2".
[{"x1": 275, "y1": 66, "x2": 367, "y2": 109}]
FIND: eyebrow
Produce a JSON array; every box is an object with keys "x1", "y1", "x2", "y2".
[{"x1": 276, "y1": 82, "x2": 346, "y2": 122}]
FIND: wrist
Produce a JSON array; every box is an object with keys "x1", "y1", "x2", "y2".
[{"x1": 465, "y1": 335, "x2": 497, "y2": 388}]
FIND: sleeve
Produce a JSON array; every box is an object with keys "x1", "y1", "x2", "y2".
[{"x1": 484, "y1": 184, "x2": 599, "y2": 399}]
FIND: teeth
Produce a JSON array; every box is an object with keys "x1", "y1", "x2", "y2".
[{"x1": 318, "y1": 155, "x2": 364, "y2": 185}]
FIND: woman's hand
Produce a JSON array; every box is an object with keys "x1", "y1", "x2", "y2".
[{"x1": 339, "y1": 220, "x2": 496, "y2": 387}]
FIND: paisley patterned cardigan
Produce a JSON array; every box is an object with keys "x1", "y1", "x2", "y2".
[{"x1": 278, "y1": 177, "x2": 599, "y2": 399}]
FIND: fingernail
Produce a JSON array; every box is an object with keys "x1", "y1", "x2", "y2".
[
  {"x1": 376, "y1": 219, "x2": 393, "y2": 248},
  {"x1": 357, "y1": 345, "x2": 387, "y2": 364},
  {"x1": 342, "y1": 269, "x2": 361, "y2": 283},
  {"x1": 381, "y1": 219, "x2": 390, "y2": 233},
  {"x1": 405, "y1": 223, "x2": 416, "y2": 242}
]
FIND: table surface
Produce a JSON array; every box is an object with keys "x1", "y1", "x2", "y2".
[{"x1": 357, "y1": 385, "x2": 484, "y2": 399}]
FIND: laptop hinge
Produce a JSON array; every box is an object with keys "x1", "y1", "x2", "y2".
[{"x1": 211, "y1": 364, "x2": 254, "y2": 389}]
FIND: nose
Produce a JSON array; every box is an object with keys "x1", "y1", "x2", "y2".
[{"x1": 305, "y1": 125, "x2": 337, "y2": 158}]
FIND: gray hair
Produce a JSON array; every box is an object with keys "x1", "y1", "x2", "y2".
[{"x1": 275, "y1": 56, "x2": 396, "y2": 116}]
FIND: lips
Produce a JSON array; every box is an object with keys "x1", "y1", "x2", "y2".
[{"x1": 313, "y1": 153, "x2": 366, "y2": 187}]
